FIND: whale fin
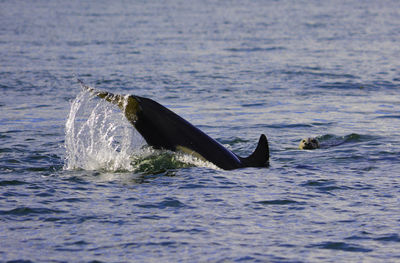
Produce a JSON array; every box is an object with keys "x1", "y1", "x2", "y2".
[{"x1": 239, "y1": 134, "x2": 269, "y2": 167}]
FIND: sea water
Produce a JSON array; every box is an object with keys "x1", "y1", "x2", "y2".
[{"x1": 1, "y1": 0, "x2": 400, "y2": 262}]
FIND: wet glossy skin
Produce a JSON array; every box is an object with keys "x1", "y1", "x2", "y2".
[
  {"x1": 299, "y1": 137, "x2": 320, "y2": 150},
  {"x1": 79, "y1": 81, "x2": 270, "y2": 170}
]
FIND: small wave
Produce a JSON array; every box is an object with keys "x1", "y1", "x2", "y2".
[
  {"x1": 0, "y1": 180, "x2": 28, "y2": 186},
  {"x1": 341, "y1": 133, "x2": 377, "y2": 142},
  {"x1": 0, "y1": 147, "x2": 20, "y2": 154},
  {"x1": 300, "y1": 179, "x2": 352, "y2": 192},
  {"x1": 345, "y1": 231, "x2": 372, "y2": 241},
  {"x1": 0, "y1": 207, "x2": 65, "y2": 216},
  {"x1": 0, "y1": 134, "x2": 12, "y2": 140},
  {"x1": 318, "y1": 81, "x2": 399, "y2": 91},
  {"x1": 313, "y1": 133, "x2": 378, "y2": 148},
  {"x1": 225, "y1": 46, "x2": 285, "y2": 53},
  {"x1": 318, "y1": 82, "x2": 369, "y2": 90},
  {"x1": 56, "y1": 197, "x2": 88, "y2": 203},
  {"x1": 136, "y1": 197, "x2": 187, "y2": 209},
  {"x1": 374, "y1": 233, "x2": 400, "y2": 243},
  {"x1": 268, "y1": 123, "x2": 314, "y2": 129},
  {"x1": 308, "y1": 241, "x2": 372, "y2": 253},
  {"x1": 375, "y1": 115, "x2": 400, "y2": 119},
  {"x1": 4, "y1": 260, "x2": 34, "y2": 263},
  {"x1": 301, "y1": 179, "x2": 335, "y2": 187},
  {"x1": 241, "y1": 102, "x2": 266, "y2": 108},
  {"x1": 254, "y1": 199, "x2": 304, "y2": 205},
  {"x1": 304, "y1": 22, "x2": 327, "y2": 28},
  {"x1": 218, "y1": 137, "x2": 249, "y2": 145},
  {"x1": 282, "y1": 70, "x2": 356, "y2": 80}
]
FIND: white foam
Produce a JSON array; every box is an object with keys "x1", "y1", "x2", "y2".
[{"x1": 174, "y1": 152, "x2": 219, "y2": 170}]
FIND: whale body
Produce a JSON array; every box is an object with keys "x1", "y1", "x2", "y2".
[{"x1": 79, "y1": 80, "x2": 269, "y2": 170}]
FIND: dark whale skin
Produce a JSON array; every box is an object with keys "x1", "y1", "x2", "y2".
[{"x1": 79, "y1": 80, "x2": 269, "y2": 170}]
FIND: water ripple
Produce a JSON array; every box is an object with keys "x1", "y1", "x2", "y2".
[
  {"x1": 374, "y1": 233, "x2": 400, "y2": 243},
  {"x1": 135, "y1": 197, "x2": 187, "y2": 209},
  {"x1": 1, "y1": 0, "x2": 400, "y2": 262},
  {"x1": 225, "y1": 46, "x2": 286, "y2": 52},
  {"x1": 0, "y1": 180, "x2": 28, "y2": 186},
  {"x1": 0, "y1": 207, "x2": 66, "y2": 216},
  {"x1": 254, "y1": 199, "x2": 305, "y2": 205},
  {"x1": 308, "y1": 241, "x2": 373, "y2": 253}
]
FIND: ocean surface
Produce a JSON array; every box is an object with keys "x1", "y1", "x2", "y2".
[{"x1": 1, "y1": 0, "x2": 400, "y2": 262}]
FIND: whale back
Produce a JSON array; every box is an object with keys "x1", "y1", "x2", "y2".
[
  {"x1": 130, "y1": 96, "x2": 244, "y2": 170},
  {"x1": 130, "y1": 96, "x2": 269, "y2": 169},
  {"x1": 79, "y1": 80, "x2": 269, "y2": 170}
]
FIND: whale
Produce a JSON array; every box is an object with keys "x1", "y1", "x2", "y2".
[{"x1": 78, "y1": 80, "x2": 269, "y2": 170}]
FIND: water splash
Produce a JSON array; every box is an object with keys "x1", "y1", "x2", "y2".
[
  {"x1": 131, "y1": 148, "x2": 218, "y2": 174},
  {"x1": 64, "y1": 90, "x2": 143, "y2": 171},
  {"x1": 64, "y1": 90, "x2": 218, "y2": 173}
]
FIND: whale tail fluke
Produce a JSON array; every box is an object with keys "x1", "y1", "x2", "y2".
[
  {"x1": 77, "y1": 79, "x2": 125, "y2": 110},
  {"x1": 240, "y1": 134, "x2": 270, "y2": 168}
]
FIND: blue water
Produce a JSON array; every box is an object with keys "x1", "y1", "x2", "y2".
[{"x1": 1, "y1": 0, "x2": 400, "y2": 262}]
